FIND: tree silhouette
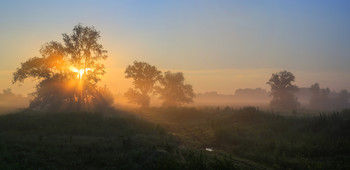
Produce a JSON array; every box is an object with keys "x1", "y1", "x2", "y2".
[
  {"x1": 309, "y1": 83, "x2": 331, "y2": 110},
  {"x1": 157, "y1": 71, "x2": 195, "y2": 107},
  {"x1": 267, "y1": 71, "x2": 299, "y2": 110},
  {"x1": 12, "y1": 24, "x2": 112, "y2": 111},
  {"x1": 336, "y1": 90, "x2": 350, "y2": 109},
  {"x1": 124, "y1": 61, "x2": 161, "y2": 107},
  {"x1": 309, "y1": 83, "x2": 350, "y2": 110}
]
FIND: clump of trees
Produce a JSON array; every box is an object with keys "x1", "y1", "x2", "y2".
[
  {"x1": 309, "y1": 83, "x2": 350, "y2": 110},
  {"x1": 267, "y1": 71, "x2": 300, "y2": 110},
  {"x1": 12, "y1": 24, "x2": 113, "y2": 112},
  {"x1": 124, "y1": 61, "x2": 195, "y2": 108},
  {"x1": 267, "y1": 71, "x2": 349, "y2": 111}
]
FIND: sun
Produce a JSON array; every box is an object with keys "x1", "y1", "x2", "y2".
[{"x1": 70, "y1": 66, "x2": 92, "y2": 79}]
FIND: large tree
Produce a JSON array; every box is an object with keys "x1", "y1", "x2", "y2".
[
  {"x1": 157, "y1": 71, "x2": 195, "y2": 107},
  {"x1": 12, "y1": 24, "x2": 112, "y2": 111},
  {"x1": 267, "y1": 71, "x2": 299, "y2": 110},
  {"x1": 124, "y1": 61, "x2": 161, "y2": 107}
]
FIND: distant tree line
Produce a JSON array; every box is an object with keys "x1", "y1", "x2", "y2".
[
  {"x1": 0, "y1": 88, "x2": 30, "y2": 108},
  {"x1": 309, "y1": 83, "x2": 350, "y2": 110},
  {"x1": 267, "y1": 71, "x2": 350, "y2": 111}
]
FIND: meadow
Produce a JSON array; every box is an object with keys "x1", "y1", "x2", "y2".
[{"x1": 0, "y1": 107, "x2": 349, "y2": 169}]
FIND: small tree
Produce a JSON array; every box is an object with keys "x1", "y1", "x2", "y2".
[
  {"x1": 267, "y1": 71, "x2": 299, "y2": 110},
  {"x1": 157, "y1": 71, "x2": 195, "y2": 107},
  {"x1": 124, "y1": 61, "x2": 161, "y2": 107},
  {"x1": 335, "y1": 90, "x2": 350, "y2": 109},
  {"x1": 309, "y1": 83, "x2": 331, "y2": 110}
]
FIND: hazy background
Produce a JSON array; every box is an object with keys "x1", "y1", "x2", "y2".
[{"x1": 1, "y1": 0, "x2": 349, "y2": 97}]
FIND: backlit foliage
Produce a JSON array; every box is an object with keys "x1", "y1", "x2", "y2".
[
  {"x1": 12, "y1": 24, "x2": 112, "y2": 111},
  {"x1": 124, "y1": 61, "x2": 161, "y2": 107}
]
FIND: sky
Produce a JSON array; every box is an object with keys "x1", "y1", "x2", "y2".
[{"x1": 0, "y1": 0, "x2": 349, "y2": 95}]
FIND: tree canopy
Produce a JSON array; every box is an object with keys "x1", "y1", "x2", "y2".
[
  {"x1": 12, "y1": 24, "x2": 113, "y2": 111},
  {"x1": 267, "y1": 71, "x2": 299, "y2": 110},
  {"x1": 157, "y1": 71, "x2": 195, "y2": 107},
  {"x1": 124, "y1": 61, "x2": 161, "y2": 107}
]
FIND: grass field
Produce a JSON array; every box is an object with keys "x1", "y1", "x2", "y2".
[
  {"x1": 0, "y1": 110, "x2": 266, "y2": 169},
  {"x1": 0, "y1": 108, "x2": 349, "y2": 169},
  {"x1": 137, "y1": 107, "x2": 350, "y2": 169}
]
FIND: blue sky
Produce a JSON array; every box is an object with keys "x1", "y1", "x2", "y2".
[{"x1": 1, "y1": 0, "x2": 349, "y2": 94}]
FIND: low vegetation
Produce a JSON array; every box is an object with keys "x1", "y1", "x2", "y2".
[
  {"x1": 138, "y1": 107, "x2": 350, "y2": 169},
  {"x1": 0, "y1": 110, "x2": 266, "y2": 169}
]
